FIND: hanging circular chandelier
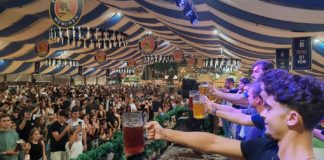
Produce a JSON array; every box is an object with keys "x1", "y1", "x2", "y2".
[{"x1": 48, "y1": 27, "x2": 129, "y2": 49}]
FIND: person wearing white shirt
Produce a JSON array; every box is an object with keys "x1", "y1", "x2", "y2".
[
  {"x1": 66, "y1": 107, "x2": 87, "y2": 158},
  {"x1": 129, "y1": 98, "x2": 137, "y2": 112},
  {"x1": 65, "y1": 125, "x2": 83, "y2": 160}
]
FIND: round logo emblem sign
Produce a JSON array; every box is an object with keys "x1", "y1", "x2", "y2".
[
  {"x1": 35, "y1": 39, "x2": 50, "y2": 57},
  {"x1": 173, "y1": 50, "x2": 184, "y2": 63},
  {"x1": 94, "y1": 51, "x2": 106, "y2": 63},
  {"x1": 187, "y1": 57, "x2": 196, "y2": 67},
  {"x1": 127, "y1": 59, "x2": 136, "y2": 68},
  {"x1": 138, "y1": 34, "x2": 158, "y2": 55},
  {"x1": 49, "y1": 0, "x2": 84, "y2": 28}
]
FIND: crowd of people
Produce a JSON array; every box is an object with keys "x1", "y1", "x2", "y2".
[
  {"x1": 0, "y1": 83, "x2": 184, "y2": 160},
  {"x1": 1, "y1": 60, "x2": 323, "y2": 160}
]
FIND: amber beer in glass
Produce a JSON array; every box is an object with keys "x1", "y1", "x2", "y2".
[
  {"x1": 122, "y1": 112, "x2": 144, "y2": 155},
  {"x1": 199, "y1": 82, "x2": 209, "y2": 96},
  {"x1": 192, "y1": 92, "x2": 206, "y2": 119}
]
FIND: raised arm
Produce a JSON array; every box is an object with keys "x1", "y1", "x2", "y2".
[
  {"x1": 210, "y1": 86, "x2": 248, "y2": 106},
  {"x1": 213, "y1": 110, "x2": 254, "y2": 126},
  {"x1": 203, "y1": 96, "x2": 241, "y2": 113},
  {"x1": 145, "y1": 121, "x2": 244, "y2": 160}
]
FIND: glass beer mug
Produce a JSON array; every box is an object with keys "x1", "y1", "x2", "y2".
[
  {"x1": 199, "y1": 82, "x2": 209, "y2": 96},
  {"x1": 192, "y1": 92, "x2": 206, "y2": 119},
  {"x1": 122, "y1": 112, "x2": 144, "y2": 155},
  {"x1": 189, "y1": 90, "x2": 196, "y2": 110}
]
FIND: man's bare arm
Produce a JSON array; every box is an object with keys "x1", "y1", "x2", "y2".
[{"x1": 146, "y1": 121, "x2": 244, "y2": 160}]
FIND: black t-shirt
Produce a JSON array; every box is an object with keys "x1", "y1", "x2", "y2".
[
  {"x1": 241, "y1": 137, "x2": 279, "y2": 160},
  {"x1": 49, "y1": 121, "x2": 69, "y2": 152},
  {"x1": 106, "y1": 112, "x2": 116, "y2": 127},
  {"x1": 16, "y1": 119, "x2": 35, "y2": 141},
  {"x1": 251, "y1": 114, "x2": 265, "y2": 131},
  {"x1": 152, "y1": 101, "x2": 162, "y2": 112},
  {"x1": 29, "y1": 142, "x2": 42, "y2": 160}
]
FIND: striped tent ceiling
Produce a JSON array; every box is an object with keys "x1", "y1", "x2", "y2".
[{"x1": 0, "y1": 0, "x2": 323, "y2": 78}]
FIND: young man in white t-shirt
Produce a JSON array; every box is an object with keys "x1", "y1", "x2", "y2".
[{"x1": 66, "y1": 107, "x2": 87, "y2": 159}]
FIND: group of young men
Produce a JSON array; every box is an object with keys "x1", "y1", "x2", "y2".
[{"x1": 146, "y1": 60, "x2": 324, "y2": 160}]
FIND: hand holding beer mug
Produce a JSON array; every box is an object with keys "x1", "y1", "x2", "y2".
[
  {"x1": 192, "y1": 92, "x2": 206, "y2": 119},
  {"x1": 15, "y1": 139, "x2": 25, "y2": 151},
  {"x1": 122, "y1": 112, "x2": 144, "y2": 156},
  {"x1": 209, "y1": 85, "x2": 219, "y2": 95},
  {"x1": 201, "y1": 96, "x2": 214, "y2": 114}
]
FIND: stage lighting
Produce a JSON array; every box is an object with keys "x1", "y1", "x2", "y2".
[
  {"x1": 183, "y1": 2, "x2": 193, "y2": 16},
  {"x1": 175, "y1": 0, "x2": 186, "y2": 7},
  {"x1": 189, "y1": 12, "x2": 198, "y2": 24}
]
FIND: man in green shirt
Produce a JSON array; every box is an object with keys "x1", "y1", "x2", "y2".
[{"x1": 0, "y1": 113, "x2": 19, "y2": 160}]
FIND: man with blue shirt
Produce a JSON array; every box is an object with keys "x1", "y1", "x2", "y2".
[
  {"x1": 209, "y1": 60, "x2": 274, "y2": 107},
  {"x1": 204, "y1": 82, "x2": 265, "y2": 141}
]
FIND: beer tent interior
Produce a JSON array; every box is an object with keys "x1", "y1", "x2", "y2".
[{"x1": 0, "y1": 0, "x2": 323, "y2": 84}]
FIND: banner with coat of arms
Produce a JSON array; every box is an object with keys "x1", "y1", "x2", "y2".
[
  {"x1": 94, "y1": 51, "x2": 106, "y2": 63},
  {"x1": 138, "y1": 34, "x2": 158, "y2": 54},
  {"x1": 187, "y1": 57, "x2": 196, "y2": 67},
  {"x1": 35, "y1": 39, "x2": 50, "y2": 57},
  {"x1": 49, "y1": 0, "x2": 84, "y2": 28},
  {"x1": 172, "y1": 50, "x2": 184, "y2": 63},
  {"x1": 127, "y1": 59, "x2": 136, "y2": 68}
]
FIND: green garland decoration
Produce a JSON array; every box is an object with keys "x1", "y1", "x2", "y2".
[
  {"x1": 154, "y1": 106, "x2": 188, "y2": 125},
  {"x1": 76, "y1": 106, "x2": 188, "y2": 160},
  {"x1": 76, "y1": 131, "x2": 125, "y2": 160}
]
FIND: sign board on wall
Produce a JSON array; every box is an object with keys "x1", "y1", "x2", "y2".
[
  {"x1": 275, "y1": 49, "x2": 290, "y2": 71},
  {"x1": 292, "y1": 37, "x2": 312, "y2": 70}
]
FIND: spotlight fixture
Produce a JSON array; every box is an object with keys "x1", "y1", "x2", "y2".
[
  {"x1": 173, "y1": 0, "x2": 198, "y2": 25},
  {"x1": 189, "y1": 12, "x2": 198, "y2": 24},
  {"x1": 175, "y1": 0, "x2": 185, "y2": 7}
]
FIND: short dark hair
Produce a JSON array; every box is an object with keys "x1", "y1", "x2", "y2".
[
  {"x1": 240, "y1": 78, "x2": 251, "y2": 85},
  {"x1": 58, "y1": 110, "x2": 69, "y2": 118},
  {"x1": 0, "y1": 113, "x2": 10, "y2": 120},
  {"x1": 252, "y1": 60, "x2": 274, "y2": 72},
  {"x1": 71, "y1": 107, "x2": 80, "y2": 113},
  {"x1": 276, "y1": 75, "x2": 324, "y2": 130},
  {"x1": 258, "y1": 69, "x2": 290, "y2": 96},
  {"x1": 225, "y1": 78, "x2": 234, "y2": 84},
  {"x1": 249, "y1": 82, "x2": 262, "y2": 99},
  {"x1": 260, "y1": 70, "x2": 324, "y2": 130}
]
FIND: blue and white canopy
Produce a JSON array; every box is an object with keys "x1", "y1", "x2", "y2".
[{"x1": 0, "y1": 0, "x2": 323, "y2": 78}]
